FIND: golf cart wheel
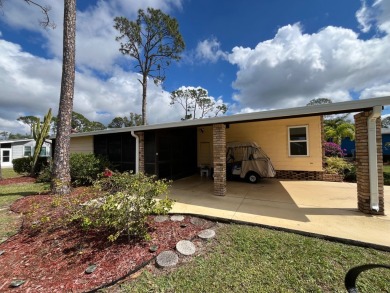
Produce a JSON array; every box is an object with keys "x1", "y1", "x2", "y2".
[{"x1": 246, "y1": 172, "x2": 260, "y2": 184}]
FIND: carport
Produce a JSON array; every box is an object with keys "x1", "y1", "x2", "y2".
[{"x1": 132, "y1": 97, "x2": 389, "y2": 215}]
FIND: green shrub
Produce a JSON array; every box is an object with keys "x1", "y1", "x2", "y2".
[
  {"x1": 72, "y1": 172, "x2": 173, "y2": 241},
  {"x1": 324, "y1": 157, "x2": 353, "y2": 175},
  {"x1": 12, "y1": 157, "x2": 48, "y2": 175},
  {"x1": 384, "y1": 172, "x2": 390, "y2": 186},
  {"x1": 69, "y1": 153, "x2": 110, "y2": 186},
  {"x1": 36, "y1": 153, "x2": 110, "y2": 185},
  {"x1": 344, "y1": 165, "x2": 356, "y2": 182},
  {"x1": 36, "y1": 164, "x2": 52, "y2": 183}
]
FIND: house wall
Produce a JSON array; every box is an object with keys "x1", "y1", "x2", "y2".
[
  {"x1": 11, "y1": 142, "x2": 27, "y2": 160},
  {"x1": 197, "y1": 116, "x2": 323, "y2": 172},
  {"x1": 69, "y1": 136, "x2": 93, "y2": 154}
]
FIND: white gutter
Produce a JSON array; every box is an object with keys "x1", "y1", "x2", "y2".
[
  {"x1": 131, "y1": 131, "x2": 139, "y2": 174},
  {"x1": 367, "y1": 106, "x2": 382, "y2": 212}
]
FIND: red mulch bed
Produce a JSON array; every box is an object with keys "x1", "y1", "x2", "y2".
[
  {"x1": 0, "y1": 187, "x2": 213, "y2": 292},
  {"x1": 0, "y1": 176, "x2": 36, "y2": 185}
]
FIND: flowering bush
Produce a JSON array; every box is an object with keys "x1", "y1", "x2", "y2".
[
  {"x1": 70, "y1": 172, "x2": 173, "y2": 242},
  {"x1": 324, "y1": 142, "x2": 346, "y2": 157}
]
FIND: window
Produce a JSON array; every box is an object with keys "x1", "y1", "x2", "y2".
[
  {"x1": 40, "y1": 147, "x2": 47, "y2": 157},
  {"x1": 1, "y1": 150, "x2": 11, "y2": 162},
  {"x1": 288, "y1": 126, "x2": 308, "y2": 156},
  {"x1": 24, "y1": 146, "x2": 32, "y2": 157}
]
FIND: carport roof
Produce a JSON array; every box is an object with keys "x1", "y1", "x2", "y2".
[{"x1": 69, "y1": 96, "x2": 390, "y2": 138}]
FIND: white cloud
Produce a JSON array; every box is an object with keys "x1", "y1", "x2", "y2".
[
  {"x1": 356, "y1": 1, "x2": 373, "y2": 33},
  {"x1": 195, "y1": 38, "x2": 228, "y2": 63},
  {"x1": 0, "y1": 0, "x2": 186, "y2": 135},
  {"x1": 374, "y1": 0, "x2": 390, "y2": 33},
  {"x1": 0, "y1": 39, "x2": 182, "y2": 134},
  {"x1": 359, "y1": 84, "x2": 390, "y2": 100},
  {"x1": 227, "y1": 23, "x2": 390, "y2": 110},
  {"x1": 356, "y1": 0, "x2": 390, "y2": 33}
]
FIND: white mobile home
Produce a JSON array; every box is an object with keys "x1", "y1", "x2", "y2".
[{"x1": 0, "y1": 139, "x2": 51, "y2": 168}]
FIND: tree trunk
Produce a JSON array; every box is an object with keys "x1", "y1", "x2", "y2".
[
  {"x1": 51, "y1": 0, "x2": 76, "y2": 195},
  {"x1": 141, "y1": 74, "x2": 147, "y2": 125}
]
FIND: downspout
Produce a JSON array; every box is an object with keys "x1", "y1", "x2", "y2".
[
  {"x1": 131, "y1": 131, "x2": 139, "y2": 174},
  {"x1": 367, "y1": 106, "x2": 382, "y2": 212}
]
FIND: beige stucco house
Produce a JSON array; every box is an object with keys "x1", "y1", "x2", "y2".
[{"x1": 63, "y1": 96, "x2": 390, "y2": 215}]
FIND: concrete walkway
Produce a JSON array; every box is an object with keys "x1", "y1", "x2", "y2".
[{"x1": 168, "y1": 176, "x2": 390, "y2": 249}]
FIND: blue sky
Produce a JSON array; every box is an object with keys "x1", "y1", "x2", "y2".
[{"x1": 0, "y1": 0, "x2": 390, "y2": 135}]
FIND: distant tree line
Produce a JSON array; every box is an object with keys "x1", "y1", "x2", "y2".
[{"x1": 0, "y1": 112, "x2": 144, "y2": 140}]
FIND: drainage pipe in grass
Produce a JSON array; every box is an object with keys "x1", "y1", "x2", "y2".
[
  {"x1": 131, "y1": 131, "x2": 139, "y2": 174},
  {"x1": 367, "y1": 105, "x2": 382, "y2": 212}
]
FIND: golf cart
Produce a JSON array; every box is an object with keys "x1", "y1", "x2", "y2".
[{"x1": 226, "y1": 142, "x2": 276, "y2": 183}]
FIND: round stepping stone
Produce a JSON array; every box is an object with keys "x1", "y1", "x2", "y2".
[
  {"x1": 198, "y1": 229, "x2": 215, "y2": 239},
  {"x1": 154, "y1": 215, "x2": 169, "y2": 223},
  {"x1": 10, "y1": 280, "x2": 25, "y2": 288},
  {"x1": 190, "y1": 217, "x2": 206, "y2": 226},
  {"x1": 176, "y1": 240, "x2": 196, "y2": 256},
  {"x1": 170, "y1": 215, "x2": 184, "y2": 222},
  {"x1": 156, "y1": 251, "x2": 179, "y2": 268}
]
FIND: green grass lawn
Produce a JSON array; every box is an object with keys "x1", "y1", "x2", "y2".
[
  {"x1": 1, "y1": 168, "x2": 20, "y2": 179},
  {"x1": 0, "y1": 171, "x2": 50, "y2": 243},
  {"x1": 121, "y1": 225, "x2": 390, "y2": 293},
  {"x1": 384, "y1": 165, "x2": 390, "y2": 173}
]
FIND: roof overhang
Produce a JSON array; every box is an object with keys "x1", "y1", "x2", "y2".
[
  {"x1": 0, "y1": 139, "x2": 34, "y2": 144},
  {"x1": 67, "y1": 96, "x2": 390, "y2": 138}
]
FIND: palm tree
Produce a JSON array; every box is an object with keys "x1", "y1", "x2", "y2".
[{"x1": 324, "y1": 118, "x2": 355, "y2": 145}]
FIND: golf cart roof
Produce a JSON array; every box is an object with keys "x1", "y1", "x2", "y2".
[{"x1": 226, "y1": 142, "x2": 260, "y2": 148}]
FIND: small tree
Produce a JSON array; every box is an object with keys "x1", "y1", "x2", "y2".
[
  {"x1": 170, "y1": 87, "x2": 227, "y2": 120},
  {"x1": 31, "y1": 108, "x2": 52, "y2": 176},
  {"x1": 324, "y1": 121, "x2": 355, "y2": 145},
  {"x1": 306, "y1": 98, "x2": 333, "y2": 106},
  {"x1": 0, "y1": 131, "x2": 9, "y2": 140},
  {"x1": 114, "y1": 8, "x2": 185, "y2": 125},
  {"x1": 17, "y1": 116, "x2": 39, "y2": 137},
  {"x1": 170, "y1": 88, "x2": 196, "y2": 120}
]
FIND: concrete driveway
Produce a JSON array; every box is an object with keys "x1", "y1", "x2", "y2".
[{"x1": 168, "y1": 176, "x2": 390, "y2": 249}]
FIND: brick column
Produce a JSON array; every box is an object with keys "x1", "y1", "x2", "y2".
[
  {"x1": 354, "y1": 111, "x2": 384, "y2": 215},
  {"x1": 213, "y1": 124, "x2": 226, "y2": 196},
  {"x1": 136, "y1": 132, "x2": 145, "y2": 173}
]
